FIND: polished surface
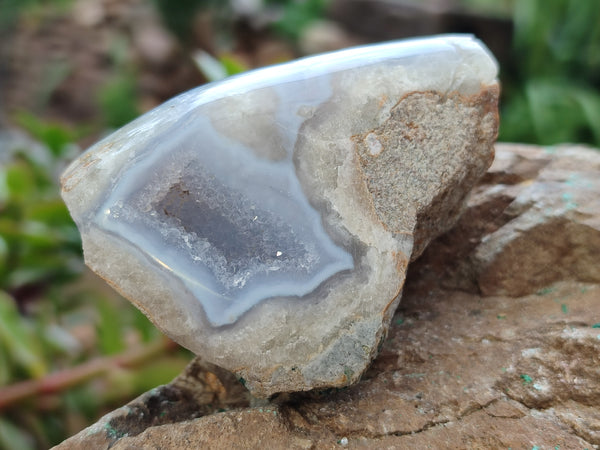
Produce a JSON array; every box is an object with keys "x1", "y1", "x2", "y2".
[{"x1": 61, "y1": 35, "x2": 499, "y2": 395}]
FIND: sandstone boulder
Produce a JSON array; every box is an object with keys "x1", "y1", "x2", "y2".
[{"x1": 57, "y1": 143, "x2": 600, "y2": 449}]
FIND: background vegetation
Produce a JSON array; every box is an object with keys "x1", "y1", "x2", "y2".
[
  {"x1": 501, "y1": 0, "x2": 600, "y2": 145},
  {"x1": 0, "y1": 0, "x2": 598, "y2": 448}
]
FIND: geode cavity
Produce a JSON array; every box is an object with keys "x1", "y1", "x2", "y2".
[{"x1": 61, "y1": 35, "x2": 499, "y2": 397}]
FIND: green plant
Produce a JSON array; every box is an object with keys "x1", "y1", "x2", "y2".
[
  {"x1": 500, "y1": 0, "x2": 600, "y2": 146},
  {"x1": 269, "y1": 0, "x2": 330, "y2": 42},
  {"x1": 0, "y1": 122, "x2": 82, "y2": 295},
  {"x1": 98, "y1": 75, "x2": 141, "y2": 129},
  {"x1": 0, "y1": 0, "x2": 74, "y2": 29},
  {"x1": 193, "y1": 50, "x2": 248, "y2": 82},
  {"x1": 152, "y1": 0, "x2": 217, "y2": 44},
  {"x1": 97, "y1": 37, "x2": 141, "y2": 129}
]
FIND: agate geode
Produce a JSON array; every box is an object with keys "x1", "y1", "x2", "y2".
[{"x1": 61, "y1": 35, "x2": 499, "y2": 396}]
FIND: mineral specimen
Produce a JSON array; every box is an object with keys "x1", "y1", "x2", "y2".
[{"x1": 61, "y1": 35, "x2": 499, "y2": 397}]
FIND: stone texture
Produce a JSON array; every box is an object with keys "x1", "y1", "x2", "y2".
[
  {"x1": 56, "y1": 143, "x2": 600, "y2": 449},
  {"x1": 61, "y1": 35, "x2": 499, "y2": 396},
  {"x1": 417, "y1": 143, "x2": 600, "y2": 296}
]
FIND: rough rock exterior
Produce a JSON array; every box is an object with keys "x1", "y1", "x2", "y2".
[
  {"x1": 61, "y1": 35, "x2": 499, "y2": 396},
  {"x1": 57, "y1": 143, "x2": 600, "y2": 449},
  {"x1": 418, "y1": 143, "x2": 600, "y2": 296}
]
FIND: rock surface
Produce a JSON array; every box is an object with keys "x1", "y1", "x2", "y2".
[
  {"x1": 56, "y1": 143, "x2": 600, "y2": 449},
  {"x1": 418, "y1": 142, "x2": 600, "y2": 296},
  {"x1": 61, "y1": 35, "x2": 499, "y2": 396}
]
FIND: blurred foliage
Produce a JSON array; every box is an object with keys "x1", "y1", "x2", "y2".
[
  {"x1": 152, "y1": 0, "x2": 217, "y2": 44},
  {"x1": 458, "y1": 0, "x2": 513, "y2": 17},
  {"x1": 31, "y1": 60, "x2": 73, "y2": 115},
  {"x1": 152, "y1": 0, "x2": 330, "y2": 48},
  {"x1": 500, "y1": 0, "x2": 600, "y2": 146},
  {"x1": 98, "y1": 36, "x2": 141, "y2": 129},
  {"x1": 268, "y1": 0, "x2": 330, "y2": 41},
  {"x1": 151, "y1": 0, "x2": 600, "y2": 146},
  {"x1": 0, "y1": 0, "x2": 74, "y2": 29},
  {"x1": 98, "y1": 75, "x2": 140, "y2": 129},
  {"x1": 14, "y1": 112, "x2": 85, "y2": 158},
  {"x1": 193, "y1": 50, "x2": 248, "y2": 81},
  {"x1": 0, "y1": 120, "x2": 82, "y2": 294}
]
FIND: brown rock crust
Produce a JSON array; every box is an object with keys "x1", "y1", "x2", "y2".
[
  {"x1": 56, "y1": 143, "x2": 600, "y2": 449},
  {"x1": 353, "y1": 87, "x2": 499, "y2": 259}
]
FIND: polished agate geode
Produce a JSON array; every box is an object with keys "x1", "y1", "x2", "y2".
[
  {"x1": 61, "y1": 35, "x2": 499, "y2": 396},
  {"x1": 97, "y1": 132, "x2": 353, "y2": 326}
]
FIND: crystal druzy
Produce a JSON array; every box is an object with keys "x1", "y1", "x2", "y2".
[
  {"x1": 99, "y1": 131, "x2": 353, "y2": 325},
  {"x1": 62, "y1": 35, "x2": 500, "y2": 396}
]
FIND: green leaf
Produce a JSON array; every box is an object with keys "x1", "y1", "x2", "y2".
[
  {"x1": 131, "y1": 357, "x2": 190, "y2": 393},
  {"x1": 0, "y1": 166, "x2": 9, "y2": 205},
  {"x1": 271, "y1": 0, "x2": 330, "y2": 41},
  {"x1": 0, "y1": 418, "x2": 35, "y2": 450},
  {"x1": 98, "y1": 75, "x2": 140, "y2": 129},
  {"x1": 499, "y1": 90, "x2": 535, "y2": 143},
  {"x1": 132, "y1": 307, "x2": 159, "y2": 343},
  {"x1": 152, "y1": 0, "x2": 212, "y2": 43},
  {"x1": 63, "y1": 385, "x2": 101, "y2": 421},
  {"x1": 574, "y1": 88, "x2": 600, "y2": 144},
  {"x1": 27, "y1": 199, "x2": 76, "y2": 227},
  {"x1": 193, "y1": 51, "x2": 249, "y2": 82},
  {"x1": 505, "y1": 0, "x2": 600, "y2": 147},
  {"x1": 0, "y1": 291, "x2": 47, "y2": 378},
  {"x1": 219, "y1": 54, "x2": 248, "y2": 77},
  {"x1": 97, "y1": 298, "x2": 125, "y2": 355},
  {"x1": 519, "y1": 79, "x2": 600, "y2": 146},
  {"x1": 15, "y1": 112, "x2": 77, "y2": 158},
  {"x1": 6, "y1": 162, "x2": 36, "y2": 200},
  {"x1": 0, "y1": 235, "x2": 8, "y2": 270},
  {"x1": 0, "y1": 341, "x2": 11, "y2": 384}
]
